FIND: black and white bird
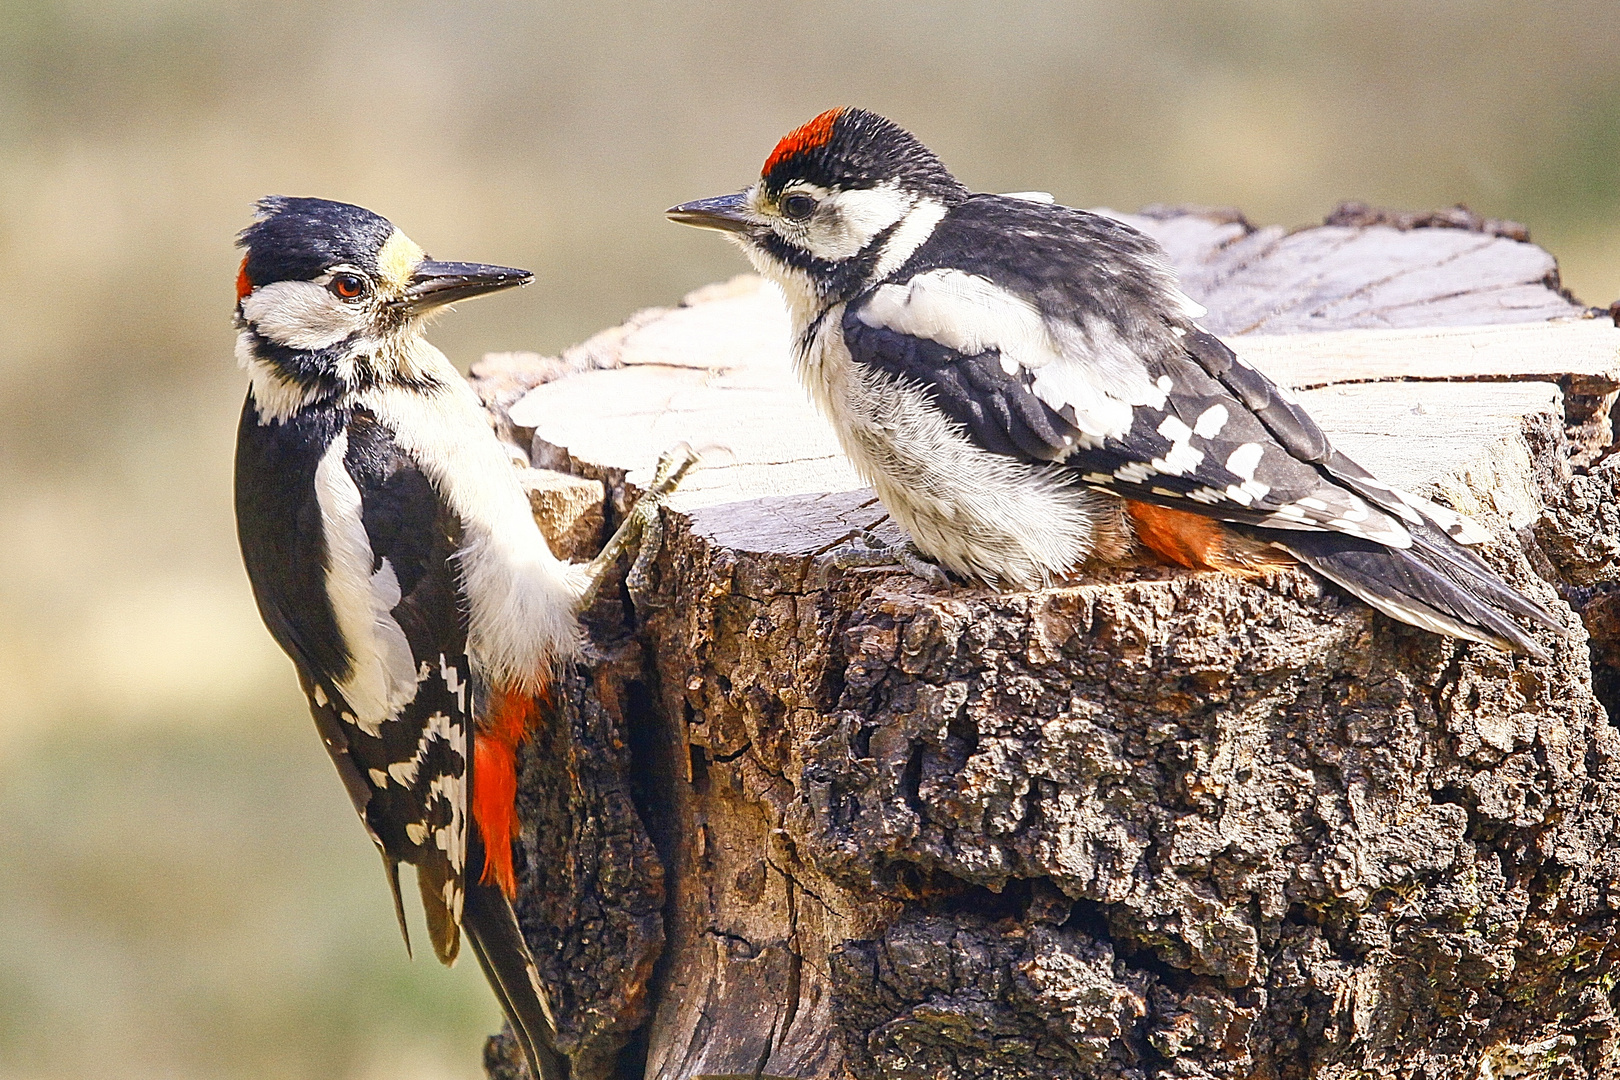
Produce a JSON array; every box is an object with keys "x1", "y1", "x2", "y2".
[
  {"x1": 233, "y1": 197, "x2": 684, "y2": 1080},
  {"x1": 669, "y1": 108, "x2": 1562, "y2": 658}
]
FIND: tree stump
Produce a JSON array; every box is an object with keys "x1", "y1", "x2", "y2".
[{"x1": 475, "y1": 207, "x2": 1620, "y2": 1080}]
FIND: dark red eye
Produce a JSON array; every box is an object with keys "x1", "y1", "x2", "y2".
[{"x1": 331, "y1": 273, "x2": 367, "y2": 300}]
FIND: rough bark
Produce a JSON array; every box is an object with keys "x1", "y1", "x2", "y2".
[{"x1": 477, "y1": 207, "x2": 1620, "y2": 1080}]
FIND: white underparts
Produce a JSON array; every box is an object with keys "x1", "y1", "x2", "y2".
[
  {"x1": 314, "y1": 429, "x2": 421, "y2": 734},
  {"x1": 362, "y1": 350, "x2": 580, "y2": 695},
  {"x1": 797, "y1": 309, "x2": 1113, "y2": 587}
]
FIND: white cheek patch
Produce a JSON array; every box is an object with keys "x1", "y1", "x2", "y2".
[
  {"x1": 244, "y1": 279, "x2": 366, "y2": 350},
  {"x1": 859, "y1": 269, "x2": 1152, "y2": 440},
  {"x1": 805, "y1": 183, "x2": 913, "y2": 261},
  {"x1": 871, "y1": 197, "x2": 948, "y2": 279}
]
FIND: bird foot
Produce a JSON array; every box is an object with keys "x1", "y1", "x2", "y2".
[
  {"x1": 829, "y1": 531, "x2": 953, "y2": 589},
  {"x1": 577, "y1": 445, "x2": 699, "y2": 610}
]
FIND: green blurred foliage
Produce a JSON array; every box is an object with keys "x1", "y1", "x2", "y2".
[{"x1": 0, "y1": 2, "x2": 1615, "y2": 1077}]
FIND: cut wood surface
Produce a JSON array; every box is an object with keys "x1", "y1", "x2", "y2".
[
  {"x1": 508, "y1": 277, "x2": 1617, "y2": 545},
  {"x1": 478, "y1": 209, "x2": 1620, "y2": 1080}
]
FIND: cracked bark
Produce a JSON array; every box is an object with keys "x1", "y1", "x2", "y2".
[{"x1": 477, "y1": 206, "x2": 1620, "y2": 1079}]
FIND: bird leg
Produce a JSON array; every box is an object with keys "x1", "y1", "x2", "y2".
[
  {"x1": 829, "y1": 529, "x2": 954, "y2": 589},
  {"x1": 575, "y1": 445, "x2": 699, "y2": 610}
]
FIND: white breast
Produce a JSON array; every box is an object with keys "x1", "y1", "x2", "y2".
[
  {"x1": 795, "y1": 312, "x2": 1105, "y2": 589},
  {"x1": 359, "y1": 342, "x2": 580, "y2": 694}
]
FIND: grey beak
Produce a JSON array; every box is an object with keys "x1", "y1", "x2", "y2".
[
  {"x1": 401, "y1": 261, "x2": 533, "y2": 314},
  {"x1": 666, "y1": 192, "x2": 757, "y2": 234}
]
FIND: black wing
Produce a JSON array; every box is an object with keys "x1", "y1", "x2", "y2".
[
  {"x1": 235, "y1": 395, "x2": 351, "y2": 683},
  {"x1": 841, "y1": 289, "x2": 1416, "y2": 547},
  {"x1": 236, "y1": 395, "x2": 471, "y2": 958},
  {"x1": 338, "y1": 407, "x2": 471, "y2": 963},
  {"x1": 851, "y1": 195, "x2": 1466, "y2": 543},
  {"x1": 237, "y1": 397, "x2": 565, "y2": 1076},
  {"x1": 843, "y1": 197, "x2": 1562, "y2": 653}
]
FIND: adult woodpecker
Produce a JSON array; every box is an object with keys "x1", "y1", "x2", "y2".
[
  {"x1": 669, "y1": 108, "x2": 1562, "y2": 658},
  {"x1": 233, "y1": 197, "x2": 685, "y2": 1080}
]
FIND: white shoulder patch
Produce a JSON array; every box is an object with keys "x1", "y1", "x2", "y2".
[
  {"x1": 314, "y1": 429, "x2": 421, "y2": 734},
  {"x1": 856, "y1": 268, "x2": 1177, "y2": 442},
  {"x1": 858, "y1": 268, "x2": 1054, "y2": 364}
]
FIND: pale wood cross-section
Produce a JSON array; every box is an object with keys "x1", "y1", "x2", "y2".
[
  {"x1": 508, "y1": 276, "x2": 1616, "y2": 553},
  {"x1": 479, "y1": 209, "x2": 1620, "y2": 1080}
]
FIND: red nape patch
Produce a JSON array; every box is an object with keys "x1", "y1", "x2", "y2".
[
  {"x1": 235, "y1": 256, "x2": 253, "y2": 302},
  {"x1": 762, "y1": 108, "x2": 845, "y2": 175},
  {"x1": 471, "y1": 685, "x2": 545, "y2": 898}
]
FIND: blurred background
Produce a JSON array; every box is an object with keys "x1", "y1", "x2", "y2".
[{"x1": 1, "y1": 1, "x2": 1616, "y2": 1077}]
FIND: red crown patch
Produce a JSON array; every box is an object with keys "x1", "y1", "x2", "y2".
[{"x1": 762, "y1": 108, "x2": 845, "y2": 176}]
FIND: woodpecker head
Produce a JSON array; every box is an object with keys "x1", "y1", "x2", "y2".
[
  {"x1": 235, "y1": 197, "x2": 531, "y2": 409},
  {"x1": 668, "y1": 109, "x2": 968, "y2": 316}
]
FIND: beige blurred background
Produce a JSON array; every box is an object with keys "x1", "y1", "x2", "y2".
[{"x1": 1, "y1": 2, "x2": 1616, "y2": 1077}]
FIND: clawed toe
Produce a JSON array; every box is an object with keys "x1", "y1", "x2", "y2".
[
  {"x1": 576, "y1": 444, "x2": 700, "y2": 610},
  {"x1": 829, "y1": 532, "x2": 952, "y2": 589}
]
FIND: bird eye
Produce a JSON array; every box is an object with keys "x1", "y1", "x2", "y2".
[
  {"x1": 331, "y1": 273, "x2": 368, "y2": 300},
  {"x1": 780, "y1": 193, "x2": 818, "y2": 221}
]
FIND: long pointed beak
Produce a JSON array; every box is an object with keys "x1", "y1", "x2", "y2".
[
  {"x1": 400, "y1": 261, "x2": 533, "y2": 315},
  {"x1": 666, "y1": 192, "x2": 758, "y2": 234}
]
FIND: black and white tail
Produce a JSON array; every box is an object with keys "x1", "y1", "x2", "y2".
[
  {"x1": 461, "y1": 844, "x2": 569, "y2": 1080},
  {"x1": 1267, "y1": 519, "x2": 1564, "y2": 661}
]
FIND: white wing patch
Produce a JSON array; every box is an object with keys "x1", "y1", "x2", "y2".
[
  {"x1": 1225, "y1": 443, "x2": 1265, "y2": 481},
  {"x1": 1193, "y1": 404, "x2": 1228, "y2": 438},
  {"x1": 1151, "y1": 415, "x2": 1204, "y2": 476},
  {"x1": 855, "y1": 269, "x2": 1170, "y2": 441},
  {"x1": 314, "y1": 430, "x2": 420, "y2": 735}
]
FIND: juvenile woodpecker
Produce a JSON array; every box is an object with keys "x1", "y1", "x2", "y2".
[
  {"x1": 233, "y1": 197, "x2": 683, "y2": 1080},
  {"x1": 669, "y1": 108, "x2": 1562, "y2": 657}
]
